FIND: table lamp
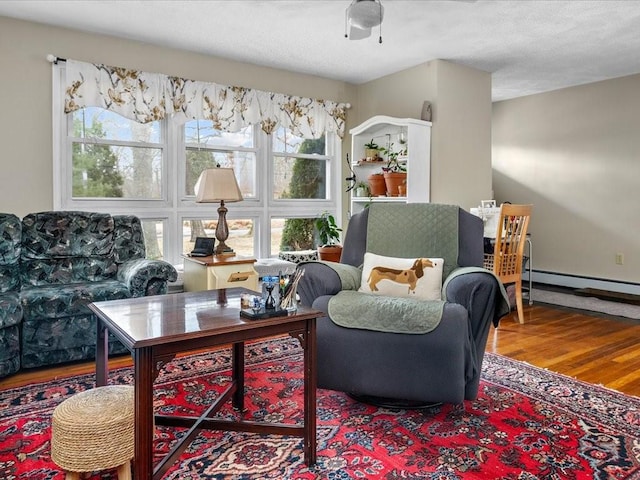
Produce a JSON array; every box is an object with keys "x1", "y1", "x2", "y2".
[{"x1": 194, "y1": 167, "x2": 243, "y2": 255}]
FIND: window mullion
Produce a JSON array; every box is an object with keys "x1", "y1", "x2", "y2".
[
  {"x1": 259, "y1": 130, "x2": 272, "y2": 258},
  {"x1": 70, "y1": 137, "x2": 163, "y2": 149},
  {"x1": 163, "y1": 117, "x2": 179, "y2": 265}
]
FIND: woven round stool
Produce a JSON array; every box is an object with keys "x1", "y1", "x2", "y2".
[{"x1": 51, "y1": 385, "x2": 134, "y2": 480}]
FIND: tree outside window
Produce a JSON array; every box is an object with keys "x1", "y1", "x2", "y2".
[{"x1": 280, "y1": 136, "x2": 326, "y2": 252}]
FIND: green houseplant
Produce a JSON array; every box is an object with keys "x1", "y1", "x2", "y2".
[
  {"x1": 379, "y1": 143, "x2": 406, "y2": 173},
  {"x1": 363, "y1": 139, "x2": 380, "y2": 161},
  {"x1": 355, "y1": 181, "x2": 370, "y2": 197},
  {"x1": 315, "y1": 211, "x2": 343, "y2": 262},
  {"x1": 379, "y1": 143, "x2": 407, "y2": 197}
]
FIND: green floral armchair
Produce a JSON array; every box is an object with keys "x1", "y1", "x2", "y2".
[
  {"x1": 0, "y1": 211, "x2": 177, "y2": 378},
  {"x1": 0, "y1": 214, "x2": 22, "y2": 378}
]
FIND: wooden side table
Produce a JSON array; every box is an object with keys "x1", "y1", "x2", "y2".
[{"x1": 183, "y1": 255, "x2": 259, "y2": 294}]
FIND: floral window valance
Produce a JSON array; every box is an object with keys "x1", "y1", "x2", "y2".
[{"x1": 63, "y1": 59, "x2": 348, "y2": 139}]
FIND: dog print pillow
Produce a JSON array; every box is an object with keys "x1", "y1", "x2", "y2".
[{"x1": 358, "y1": 252, "x2": 444, "y2": 300}]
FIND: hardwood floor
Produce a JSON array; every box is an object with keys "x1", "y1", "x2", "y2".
[
  {"x1": 489, "y1": 303, "x2": 640, "y2": 397},
  {"x1": 0, "y1": 352, "x2": 134, "y2": 390},
  {"x1": 2, "y1": 303, "x2": 640, "y2": 397}
]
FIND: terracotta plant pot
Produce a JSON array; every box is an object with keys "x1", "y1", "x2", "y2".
[
  {"x1": 367, "y1": 174, "x2": 387, "y2": 197},
  {"x1": 318, "y1": 245, "x2": 343, "y2": 262},
  {"x1": 383, "y1": 172, "x2": 407, "y2": 197}
]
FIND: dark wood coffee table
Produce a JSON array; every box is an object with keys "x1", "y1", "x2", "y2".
[{"x1": 89, "y1": 288, "x2": 321, "y2": 480}]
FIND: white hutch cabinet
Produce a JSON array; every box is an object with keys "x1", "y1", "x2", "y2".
[{"x1": 349, "y1": 115, "x2": 432, "y2": 215}]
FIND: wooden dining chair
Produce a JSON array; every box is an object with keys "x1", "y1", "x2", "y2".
[{"x1": 487, "y1": 204, "x2": 532, "y2": 324}]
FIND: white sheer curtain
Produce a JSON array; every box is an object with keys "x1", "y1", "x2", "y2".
[{"x1": 64, "y1": 59, "x2": 348, "y2": 139}]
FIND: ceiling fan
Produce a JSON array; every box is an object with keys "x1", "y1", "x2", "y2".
[
  {"x1": 344, "y1": 0, "x2": 476, "y2": 43},
  {"x1": 345, "y1": 0, "x2": 384, "y2": 43}
]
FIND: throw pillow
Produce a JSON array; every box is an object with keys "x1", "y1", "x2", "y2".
[{"x1": 358, "y1": 252, "x2": 444, "y2": 300}]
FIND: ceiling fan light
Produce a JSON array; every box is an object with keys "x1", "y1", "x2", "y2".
[
  {"x1": 348, "y1": 25, "x2": 372, "y2": 40},
  {"x1": 347, "y1": 0, "x2": 384, "y2": 30}
]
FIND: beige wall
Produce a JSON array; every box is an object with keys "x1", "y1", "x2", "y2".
[
  {"x1": 431, "y1": 61, "x2": 492, "y2": 207},
  {"x1": 356, "y1": 59, "x2": 492, "y2": 209},
  {"x1": 493, "y1": 74, "x2": 640, "y2": 284},
  {"x1": 355, "y1": 61, "x2": 437, "y2": 122},
  {"x1": 0, "y1": 15, "x2": 356, "y2": 217}
]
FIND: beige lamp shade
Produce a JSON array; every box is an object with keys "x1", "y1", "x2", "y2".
[
  {"x1": 194, "y1": 168, "x2": 243, "y2": 203},
  {"x1": 194, "y1": 167, "x2": 243, "y2": 256}
]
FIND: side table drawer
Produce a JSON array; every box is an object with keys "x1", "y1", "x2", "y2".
[
  {"x1": 183, "y1": 255, "x2": 260, "y2": 293},
  {"x1": 209, "y1": 264, "x2": 259, "y2": 291}
]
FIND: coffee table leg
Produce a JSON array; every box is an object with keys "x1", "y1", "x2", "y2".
[
  {"x1": 232, "y1": 342, "x2": 245, "y2": 411},
  {"x1": 96, "y1": 319, "x2": 108, "y2": 387},
  {"x1": 304, "y1": 319, "x2": 317, "y2": 465},
  {"x1": 133, "y1": 347, "x2": 155, "y2": 480}
]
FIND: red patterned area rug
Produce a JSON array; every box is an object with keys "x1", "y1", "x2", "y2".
[{"x1": 1, "y1": 336, "x2": 640, "y2": 479}]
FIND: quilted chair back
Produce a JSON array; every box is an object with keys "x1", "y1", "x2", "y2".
[
  {"x1": 341, "y1": 204, "x2": 484, "y2": 273},
  {"x1": 0, "y1": 213, "x2": 21, "y2": 293},
  {"x1": 20, "y1": 212, "x2": 120, "y2": 287}
]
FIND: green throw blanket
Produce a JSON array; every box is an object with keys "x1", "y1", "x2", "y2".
[
  {"x1": 317, "y1": 260, "x2": 445, "y2": 334},
  {"x1": 328, "y1": 290, "x2": 445, "y2": 334},
  {"x1": 317, "y1": 261, "x2": 362, "y2": 290},
  {"x1": 443, "y1": 266, "x2": 511, "y2": 322},
  {"x1": 327, "y1": 267, "x2": 509, "y2": 334}
]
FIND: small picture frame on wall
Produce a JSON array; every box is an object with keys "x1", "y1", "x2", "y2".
[{"x1": 481, "y1": 200, "x2": 496, "y2": 209}]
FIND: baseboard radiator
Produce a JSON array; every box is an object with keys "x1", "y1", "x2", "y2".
[{"x1": 524, "y1": 270, "x2": 640, "y2": 296}]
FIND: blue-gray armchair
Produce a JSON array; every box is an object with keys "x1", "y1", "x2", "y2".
[{"x1": 297, "y1": 203, "x2": 508, "y2": 406}]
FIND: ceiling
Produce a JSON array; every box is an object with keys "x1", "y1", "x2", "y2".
[{"x1": 1, "y1": 0, "x2": 640, "y2": 101}]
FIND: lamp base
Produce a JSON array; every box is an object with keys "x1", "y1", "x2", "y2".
[
  {"x1": 214, "y1": 202, "x2": 235, "y2": 256},
  {"x1": 214, "y1": 240, "x2": 235, "y2": 256}
]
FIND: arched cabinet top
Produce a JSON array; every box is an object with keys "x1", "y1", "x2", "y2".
[{"x1": 349, "y1": 115, "x2": 432, "y2": 136}]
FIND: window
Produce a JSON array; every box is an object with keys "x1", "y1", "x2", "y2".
[
  {"x1": 69, "y1": 107, "x2": 164, "y2": 200},
  {"x1": 181, "y1": 123, "x2": 339, "y2": 259},
  {"x1": 272, "y1": 217, "x2": 317, "y2": 253},
  {"x1": 270, "y1": 127, "x2": 333, "y2": 254},
  {"x1": 55, "y1": 108, "x2": 341, "y2": 265},
  {"x1": 272, "y1": 127, "x2": 328, "y2": 201},
  {"x1": 184, "y1": 121, "x2": 257, "y2": 199},
  {"x1": 142, "y1": 218, "x2": 166, "y2": 260},
  {"x1": 182, "y1": 217, "x2": 255, "y2": 258}
]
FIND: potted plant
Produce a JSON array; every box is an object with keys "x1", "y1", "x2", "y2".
[
  {"x1": 397, "y1": 178, "x2": 407, "y2": 197},
  {"x1": 315, "y1": 211, "x2": 343, "y2": 262},
  {"x1": 367, "y1": 171, "x2": 387, "y2": 197},
  {"x1": 363, "y1": 139, "x2": 380, "y2": 161},
  {"x1": 380, "y1": 143, "x2": 407, "y2": 197},
  {"x1": 354, "y1": 181, "x2": 370, "y2": 197}
]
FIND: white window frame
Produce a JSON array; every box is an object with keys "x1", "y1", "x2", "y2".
[{"x1": 53, "y1": 63, "x2": 342, "y2": 265}]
